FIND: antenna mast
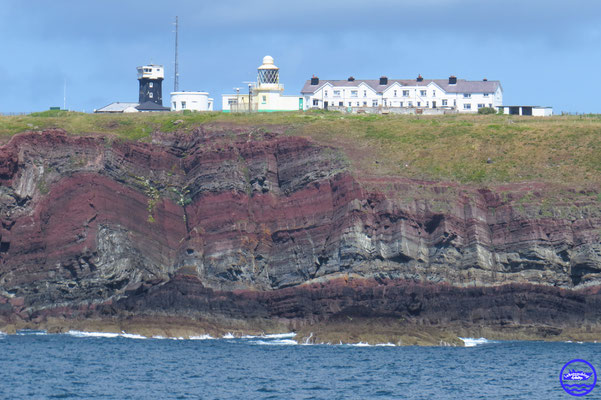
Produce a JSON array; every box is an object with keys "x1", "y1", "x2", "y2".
[{"x1": 174, "y1": 16, "x2": 179, "y2": 92}]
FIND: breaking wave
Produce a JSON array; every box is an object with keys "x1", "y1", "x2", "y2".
[{"x1": 459, "y1": 337, "x2": 494, "y2": 347}]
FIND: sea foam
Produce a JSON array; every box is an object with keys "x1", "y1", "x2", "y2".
[
  {"x1": 67, "y1": 330, "x2": 146, "y2": 339},
  {"x1": 252, "y1": 339, "x2": 298, "y2": 346},
  {"x1": 459, "y1": 337, "x2": 492, "y2": 347},
  {"x1": 189, "y1": 334, "x2": 215, "y2": 340}
]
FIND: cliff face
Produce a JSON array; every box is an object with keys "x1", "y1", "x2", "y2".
[{"x1": 1, "y1": 127, "x2": 601, "y2": 341}]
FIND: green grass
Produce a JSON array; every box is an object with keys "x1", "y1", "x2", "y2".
[{"x1": 2, "y1": 110, "x2": 601, "y2": 186}]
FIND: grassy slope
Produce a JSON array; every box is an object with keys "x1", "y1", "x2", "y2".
[{"x1": 2, "y1": 110, "x2": 601, "y2": 187}]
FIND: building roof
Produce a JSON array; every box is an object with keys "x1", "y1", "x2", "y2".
[
  {"x1": 136, "y1": 101, "x2": 170, "y2": 112},
  {"x1": 95, "y1": 102, "x2": 140, "y2": 113},
  {"x1": 301, "y1": 78, "x2": 501, "y2": 94}
]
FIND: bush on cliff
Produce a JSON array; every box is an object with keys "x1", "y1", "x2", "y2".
[{"x1": 478, "y1": 107, "x2": 496, "y2": 115}]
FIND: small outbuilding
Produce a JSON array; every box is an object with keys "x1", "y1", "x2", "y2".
[
  {"x1": 170, "y1": 92, "x2": 213, "y2": 112},
  {"x1": 499, "y1": 106, "x2": 553, "y2": 117}
]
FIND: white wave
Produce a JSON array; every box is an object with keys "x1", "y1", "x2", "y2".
[
  {"x1": 66, "y1": 330, "x2": 146, "y2": 339},
  {"x1": 189, "y1": 334, "x2": 215, "y2": 340},
  {"x1": 349, "y1": 342, "x2": 372, "y2": 347},
  {"x1": 16, "y1": 329, "x2": 47, "y2": 335},
  {"x1": 67, "y1": 330, "x2": 120, "y2": 338},
  {"x1": 120, "y1": 332, "x2": 147, "y2": 340},
  {"x1": 459, "y1": 337, "x2": 492, "y2": 347},
  {"x1": 375, "y1": 343, "x2": 396, "y2": 347},
  {"x1": 263, "y1": 332, "x2": 296, "y2": 339},
  {"x1": 252, "y1": 339, "x2": 298, "y2": 346},
  {"x1": 223, "y1": 332, "x2": 235, "y2": 339},
  {"x1": 152, "y1": 335, "x2": 167, "y2": 340}
]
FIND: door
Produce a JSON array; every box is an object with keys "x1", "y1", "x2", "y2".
[
  {"x1": 324, "y1": 101, "x2": 328, "y2": 110},
  {"x1": 432, "y1": 101, "x2": 437, "y2": 108}
]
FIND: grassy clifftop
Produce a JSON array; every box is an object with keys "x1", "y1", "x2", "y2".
[{"x1": 1, "y1": 110, "x2": 601, "y2": 186}]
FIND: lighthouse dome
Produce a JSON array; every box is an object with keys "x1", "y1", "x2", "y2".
[{"x1": 258, "y1": 55, "x2": 278, "y2": 70}]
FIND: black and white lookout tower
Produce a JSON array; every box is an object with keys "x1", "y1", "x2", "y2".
[{"x1": 137, "y1": 64, "x2": 164, "y2": 105}]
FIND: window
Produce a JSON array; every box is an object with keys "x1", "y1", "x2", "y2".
[
  {"x1": 324, "y1": 91, "x2": 328, "y2": 97},
  {"x1": 149, "y1": 92, "x2": 153, "y2": 98},
  {"x1": 464, "y1": 104, "x2": 471, "y2": 110},
  {"x1": 149, "y1": 82, "x2": 153, "y2": 88},
  {"x1": 363, "y1": 101, "x2": 367, "y2": 106},
  {"x1": 363, "y1": 90, "x2": 367, "y2": 97},
  {"x1": 478, "y1": 104, "x2": 485, "y2": 108},
  {"x1": 339, "y1": 102, "x2": 343, "y2": 106},
  {"x1": 432, "y1": 90, "x2": 436, "y2": 97},
  {"x1": 484, "y1": 93, "x2": 489, "y2": 97},
  {"x1": 228, "y1": 99, "x2": 237, "y2": 105},
  {"x1": 403, "y1": 90, "x2": 409, "y2": 97},
  {"x1": 394, "y1": 90, "x2": 397, "y2": 97},
  {"x1": 400, "y1": 101, "x2": 403, "y2": 107},
  {"x1": 442, "y1": 99, "x2": 448, "y2": 106},
  {"x1": 489, "y1": 103, "x2": 492, "y2": 108},
  {"x1": 356, "y1": 102, "x2": 360, "y2": 106},
  {"x1": 351, "y1": 90, "x2": 358, "y2": 97},
  {"x1": 463, "y1": 93, "x2": 471, "y2": 98},
  {"x1": 420, "y1": 90, "x2": 427, "y2": 96},
  {"x1": 372, "y1": 100, "x2": 378, "y2": 107},
  {"x1": 348, "y1": 102, "x2": 352, "y2": 106},
  {"x1": 333, "y1": 90, "x2": 341, "y2": 97},
  {"x1": 181, "y1": 101, "x2": 186, "y2": 109},
  {"x1": 408, "y1": 101, "x2": 413, "y2": 107},
  {"x1": 172, "y1": 102, "x2": 176, "y2": 108},
  {"x1": 417, "y1": 102, "x2": 421, "y2": 107},
  {"x1": 313, "y1": 99, "x2": 319, "y2": 106},
  {"x1": 262, "y1": 95, "x2": 267, "y2": 104}
]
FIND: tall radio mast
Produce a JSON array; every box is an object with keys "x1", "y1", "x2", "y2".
[{"x1": 174, "y1": 16, "x2": 179, "y2": 92}]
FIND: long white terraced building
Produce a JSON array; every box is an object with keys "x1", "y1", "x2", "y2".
[{"x1": 301, "y1": 75, "x2": 503, "y2": 113}]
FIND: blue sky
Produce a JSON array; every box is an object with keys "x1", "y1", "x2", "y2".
[{"x1": 1, "y1": 0, "x2": 600, "y2": 113}]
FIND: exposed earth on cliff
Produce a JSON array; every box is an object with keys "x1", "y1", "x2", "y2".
[{"x1": 1, "y1": 125, "x2": 601, "y2": 344}]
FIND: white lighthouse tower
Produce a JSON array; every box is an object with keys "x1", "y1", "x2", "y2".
[{"x1": 222, "y1": 55, "x2": 303, "y2": 112}]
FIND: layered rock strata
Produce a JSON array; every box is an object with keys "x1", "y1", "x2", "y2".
[{"x1": 1, "y1": 127, "x2": 600, "y2": 343}]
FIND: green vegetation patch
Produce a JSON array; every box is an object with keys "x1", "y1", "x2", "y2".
[{"x1": 2, "y1": 111, "x2": 601, "y2": 186}]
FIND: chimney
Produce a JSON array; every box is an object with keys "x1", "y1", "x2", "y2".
[
  {"x1": 379, "y1": 76, "x2": 388, "y2": 85},
  {"x1": 416, "y1": 74, "x2": 423, "y2": 82},
  {"x1": 348, "y1": 76, "x2": 355, "y2": 82},
  {"x1": 449, "y1": 75, "x2": 457, "y2": 85},
  {"x1": 310, "y1": 76, "x2": 319, "y2": 85}
]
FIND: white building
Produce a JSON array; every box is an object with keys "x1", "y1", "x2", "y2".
[
  {"x1": 222, "y1": 56, "x2": 303, "y2": 112},
  {"x1": 300, "y1": 75, "x2": 503, "y2": 113},
  {"x1": 170, "y1": 92, "x2": 214, "y2": 112},
  {"x1": 499, "y1": 105, "x2": 553, "y2": 117}
]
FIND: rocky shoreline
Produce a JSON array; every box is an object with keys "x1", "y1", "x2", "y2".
[{"x1": 1, "y1": 126, "x2": 601, "y2": 345}]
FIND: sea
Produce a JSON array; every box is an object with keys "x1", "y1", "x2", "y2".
[{"x1": 0, "y1": 330, "x2": 599, "y2": 399}]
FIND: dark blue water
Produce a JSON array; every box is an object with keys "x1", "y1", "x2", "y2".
[{"x1": 1, "y1": 331, "x2": 599, "y2": 399}]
